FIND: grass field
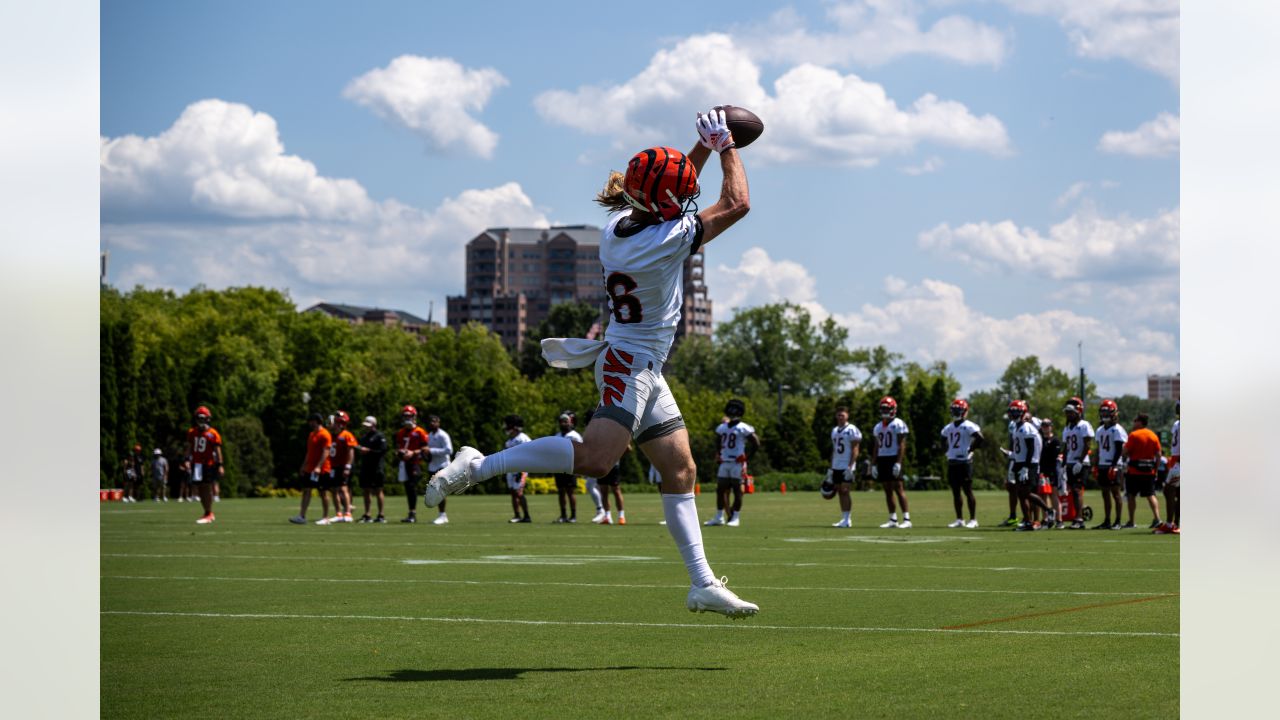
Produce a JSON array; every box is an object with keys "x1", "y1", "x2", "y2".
[{"x1": 101, "y1": 491, "x2": 1179, "y2": 718}]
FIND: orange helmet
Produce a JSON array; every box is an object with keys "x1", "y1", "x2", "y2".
[
  {"x1": 950, "y1": 398, "x2": 969, "y2": 419},
  {"x1": 334, "y1": 410, "x2": 350, "y2": 424},
  {"x1": 622, "y1": 147, "x2": 699, "y2": 221},
  {"x1": 1007, "y1": 399, "x2": 1029, "y2": 422},
  {"x1": 879, "y1": 396, "x2": 897, "y2": 420},
  {"x1": 1099, "y1": 398, "x2": 1118, "y2": 423}
]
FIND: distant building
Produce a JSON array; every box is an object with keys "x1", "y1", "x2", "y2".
[
  {"x1": 447, "y1": 225, "x2": 712, "y2": 348},
  {"x1": 1147, "y1": 373, "x2": 1180, "y2": 401},
  {"x1": 304, "y1": 302, "x2": 438, "y2": 333}
]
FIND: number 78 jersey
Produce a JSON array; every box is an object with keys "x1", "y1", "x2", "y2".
[{"x1": 601, "y1": 210, "x2": 704, "y2": 365}]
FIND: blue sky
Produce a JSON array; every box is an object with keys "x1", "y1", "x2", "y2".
[{"x1": 100, "y1": 0, "x2": 1179, "y2": 396}]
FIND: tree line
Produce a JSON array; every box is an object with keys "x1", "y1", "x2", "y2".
[{"x1": 101, "y1": 288, "x2": 1175, "y2": 494}]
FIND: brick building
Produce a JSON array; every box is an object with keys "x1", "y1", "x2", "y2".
[
  {"x1": 1147, "y1": 373, "x2": 1181, "y2": 401},
  {"x1": 447, "y1": 225, "x2": 712, "y2": 349},
  {"x1": 304, "y1": 302, "x2": 437, "y2": 333}
]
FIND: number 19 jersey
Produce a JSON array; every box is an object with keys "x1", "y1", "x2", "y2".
[{"x1": 601, "y1": 210, "x2": 704, "y2": 365}]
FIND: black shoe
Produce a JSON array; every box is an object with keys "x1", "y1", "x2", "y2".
[
  {"x1": 1092, "y1": 521, "x2": 1111, "y2": 530},
  {"x1": 374, "y1": 515, "x2": 386, "y2": 524},
  {"x1": 518, "y1": 516, "x2": 532, "y2": 523},
  {"x1": 357, "y1": 515, "x2": 372, "y2": 524},
  {"x1": 1069, "y1": 520, "x2": 1085, "y2": 529},
  {"x1": 553, "y1": 517, "x2": 569, "y2": 524},
  {"x1": 401, "y1": 514, "x2": 417, "y2": 524},
  {"x1": 1014, "y1": 521, "x2": 1033, "y2": 532},
  {"x1": 1120, "y1": 522, "x2": 1134, "y2": 529},
  {"x1": 509, "y1": 516, "x2": 523, "y2": 523},
  {"x1": 1149, "y1": 519, "x2": 1162, "y2": 529}
]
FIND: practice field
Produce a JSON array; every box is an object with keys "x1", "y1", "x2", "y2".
[{"x1": 101, "y1": 491, "x2": 1179, "y2": 718}]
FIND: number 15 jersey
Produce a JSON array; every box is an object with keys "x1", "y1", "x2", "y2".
[{"x1": 601, "y1": 210, "x2": 704, "y2": 365}]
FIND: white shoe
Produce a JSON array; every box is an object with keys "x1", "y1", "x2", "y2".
[
  {"x1": 965, "y1": 519, "x2": 979, "y2": 529},
  {"x1": 214, "y1": 496, "x2": 220, "y2": 503},
  {"x1": 832, "y1": 518, "x2": 851, "y2": 528},
  {"x1": 591, "y1": 510, "x2": 608, "y2": 524},
  {"x1": 315, "y1": 517, "x2": 332, "y2": 526},
  {"x1": 704, "y1": 516, "x2": 723, "y2": 526},
  {"x1": 432, "y1": 514, "x2": 449, "y2": 525},
  {"x1": 177, "y1": 497, "x2": 184, "y2": 503},
  {"x1": 424, "y1": 447, "x2": 483, "y2": 507},
  {"x1": 898, "y1": 520, "x2": 913, "y2": 529},
  {"x1": 879, "y1": 519, "x2": 898, "y2": 528},
  {"x1": 726, "y1": 516, "x2": 741, "y2": 527},
  {"x1": 288, "y1": 515, "x2": 306, "y2": 524},
  {"x1": 947, "y1": 519, "x2": 966, "y2": 528},
  {"x1": 687, "y1": 577, "x2": 759, "y2": 618}
]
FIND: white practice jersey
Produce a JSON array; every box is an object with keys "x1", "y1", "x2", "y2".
[
  {"x1": 941, "y1": 420, "x2": 982, "y2": 462},
  {"x1": 426, "y1": 428, "x2": 453, "y2": 473},
  {"x1": 873, "y1": 418, "x2": 909, "y2": 457},
  {"x1": 1010, "y1": 420, "x2": 1042, "y2": 464},
  {"x1": 1061, "y1": 420, "x2": 1095, "y2": 463},
  {"x1": 1170, "y1": 420, "x2": 1180, "y2": 457},
  {"x1": 560, "y1": 429, "x2": 583, "y2": 444},
  {"x1": 1095, "y1": 424, "x2": 1128, "y2": 466},
  {"x1": 716, "y1": 421, "x2": 756, "y2": 463},
  {"x1": 601, "y1": 210, "x2": 703, "y2": 365},
  {"x1": 830, "y1": 423, "x2": 863, "y2": 470}
]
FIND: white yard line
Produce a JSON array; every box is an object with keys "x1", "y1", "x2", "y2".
[
  {"x1": 99, "y1": 609, "x2": 1179, "y2": 639},
  {"x1": 103, "y1": 574, "x2": 1177, "y2": 598}
]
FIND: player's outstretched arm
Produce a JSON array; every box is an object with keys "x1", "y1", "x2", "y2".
[{"x1": 694, "y1": 109, "x2": 749, "y2": 245}]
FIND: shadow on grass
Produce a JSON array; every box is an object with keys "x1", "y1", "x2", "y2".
[{"x1": 345, "y1": 666, "x2": 726, "y2": 682}]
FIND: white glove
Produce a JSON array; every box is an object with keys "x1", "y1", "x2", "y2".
[
  {"x1": 1007, "y1": 467, "x2": 1015, "y2": 485},
  {"x1": 1071, "y1": 461, "x2": 1083, "y2": 475},
  {"x1": 696, "y1": 108, "x2": 736, "y2": 153},
  {"x1": 824, "y1": 469, "x2": 833, "y2": 484},
  {"x1": 966, "y1": 451, "x2": 974, "y2": 462},
  {"x1": 842, "y1": 467, "x2": 854, "y2": 482},
  {"x1": 1017, "y1": 467, "x2": 1029, "y2": 483},
  {"x1": 892, "y1": 462, "x2": 901, "y2": 479},
  {"x1": 870, "y1": 464, "x2": 879, "y2": 480}
]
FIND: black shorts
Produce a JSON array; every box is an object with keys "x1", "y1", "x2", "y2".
[
  {"x1": 1097, "y1": 465, "x2": 1121, "y2": 488},
  {"x1": 297, "y1": 470, "x2": 321, "y2": 489},
  {"x1": 399, "y1": 462, "x2": 422, "y2": 485},
  {"x1": 1066, "y1": 463, "x2": 1088, "y2": 489},
  {"x1": 946, "y1": 461, "x2": 972, "y2": 489},
  {"x1": 359, "y1": 472, "x2": 384, "y2": 490},
  {"x1": 554, "y1": 474, "x2": 578, "y2": 491},
  {"x1": 596, "y1": 466, "x2": 621, "y2": 486},
  {"x1": 875, "y1": 457, "x2": 899, "y2": 483},
  {"x1": 1125, "y1": 472, "x2": 1156, "y2": 497},
  {"x1": 189, "y1": 463, "x2": 217, "y2": 484},
  {"x1": 829, "y1": 467, "x2": 853, "y2": 484},
  {"x1": 320, "y1": 470, "x2": 343, "y2": 490}
]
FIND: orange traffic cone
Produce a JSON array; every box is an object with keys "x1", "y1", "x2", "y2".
[
  {"x1": 780, "y1": 482, "x2": 787, "y2": 494},
  {"x1": 694, "y1": 483, "x2": 701, "y2": 496}
]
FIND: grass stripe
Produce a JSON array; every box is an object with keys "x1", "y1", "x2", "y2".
[{"x1": 941, "y1": 594, "x2": 1176, "y2": 629}]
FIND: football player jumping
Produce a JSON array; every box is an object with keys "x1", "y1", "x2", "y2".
[
  {"x1": 822, "y1": 405, "x2": 863, "y2": 528},
  {"x1": 426, "y1": 108, "x2": 759, "y2": 617},
  {"x1": 872, "y1": 397, "x2": 912, "y2": 528}
]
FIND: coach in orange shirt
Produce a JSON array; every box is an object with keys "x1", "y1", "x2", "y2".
[{"x1": 1120, "y1": 413, "x2": 1163, "y2": 529}]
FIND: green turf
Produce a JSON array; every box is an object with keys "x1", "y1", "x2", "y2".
[{"x1": 101, "y1": 491, "x2": 1178, "y2": 719}]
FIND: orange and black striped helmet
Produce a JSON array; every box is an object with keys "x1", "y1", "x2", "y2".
[{"x1": 622, "y1": 147, "x2": 699, "y2": 221}]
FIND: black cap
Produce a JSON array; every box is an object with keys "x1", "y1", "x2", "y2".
[{"x1": 308, "y1": 412, "x2": 324, "y2": 423}]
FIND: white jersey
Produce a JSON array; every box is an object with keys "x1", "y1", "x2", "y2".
[
  {"x1": 716, "y1": 421, "x2": 756, "y2": 463},
  {"x1": 1096, "y1": 424, "x2": 1128, "y2": 466},
  {"x1": 1170, "y1": 420, "x2": 1180, "y2": 457},
  {"x1": 1010, "y1": 420, "x2": 1042, "y2": 464},
  {"x1": 873, "y1": 418, "x2": 909, "y2": 457},
  {"x1": 830, "y1": 423, "x2": 863, "y2": 470},
  {"x1": 426, "y1": 428, "x2": 453, "y2": 473},
  {"x1": 941, "y1": 420, "x2": 982, "y2": 462},
  {"x1": 1061, "y1": 420, "x2": 1095, "y2": 463},
  {"x1": 601, "y1": 210, "x2": 703, "y2": 365},
  {"x1": 560, "y1": 429, "x2": 583, "y2": 444}
]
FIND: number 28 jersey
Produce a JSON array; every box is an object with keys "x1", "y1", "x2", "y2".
[
  {"x1": 717, "y1": 421, "x2": 755, "y2": 463},
  {"x1": 830, "y1": 424, "x2": 863, "y2": 470},
  {"x1": 601, "y1": 210, "x2": 704, "y2": 365}
]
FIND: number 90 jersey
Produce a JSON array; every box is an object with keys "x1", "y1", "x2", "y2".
[
  {"x1": 830, "y1": 423, "x2": 863, "y2": 470},
  {"x1": 601, "y1": 210, "x2": 704, "y2": 365}
]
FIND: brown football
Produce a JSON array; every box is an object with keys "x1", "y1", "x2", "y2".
[{"x1": 719, "y1": 105, "x2": 764, "y2": 148}]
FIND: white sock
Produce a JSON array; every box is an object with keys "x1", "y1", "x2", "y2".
[
  {"x1": 890, "y1": 512, "x2": 898, "y2": 522},
  {"x1": 729, "y1": 511, "x2": 740, "y2": 521},
  {"x1": 606, "y1": 510, "x2": 613, "y2": 521},
  {"x1": 842, "y1": 511, "x2": 851, "y2": 522},
  {"x1": 477, "y1": 436, "x2": 574, "y2": 479},
  {"x1": 903, "y1": 512, "x2": 911, "y2": 521},
  {"x1": 586, "y1": 478, "x2": 602, "y2": 511},
  {"x1": 619, "y1": 510, "x2": 625, "y2": 519},
  {"x1": 662, "y1": 493, "x2": 716, "y2": 588}
]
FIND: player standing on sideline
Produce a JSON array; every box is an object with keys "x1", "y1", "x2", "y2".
[
  {"x1": 328, "y1": 412, "x2": 358, "y2": 523},
  {"x1": 940, "y1": 399, "x2": 983, "y2": 528},
  {"x1": 582, "y1": 409, "x2": 609, "y2": 523},
  {"x1": 552, "y1": 411, "x2": 584, "y2": 523},
  {"x1": 425, "y1": 415, "x2": 453, "y2": 525},
  {"x1": 355, "y1": 416, "x2": 388, "y2": 523},
  {"x1": 822, "y1": 406, "x2": 863, "y2": 528},
  {"x1": 873, "y1": 397, "x2": 912, "y2": 528},
  {"x1": 426, "y1": 109, "x2": 759, "y2": 617},
  {"x1": 1061, "y1": 398, "x2": 1095, "y2": 530},
  {"x1": 290, "y1": 413, "x2": 331, "y2": 524},
  {"x1": 502, "y1": 415, "x2": 532, "y2": 523},
  {"x1": 393, "y1": 406, "x2": 431, "y2": 524},
  {"x1": 708, "y1": 400, "x2": 759, "y2": 527},
  {"x1": 649, "y1": 464, "x2": 667, "y2": 525},
  {"x1": 1094, "y1": 399, "x2": 1126, "y2": 530},
  {"x1": 1120, "y1": 413, "x2": 1163, "y2": 528},
  {"x1": 1038, "y1": 419, "x2": 1063, "y2": 527},
  {"x1": 185, "y1": 407, "x2": 223, "y2": 524},
  {"x1": 1007, "y1": 402, "x2": 1051, "y2": 530},
  {"x1": 149, "y1": 449, "x2": 168, "y2": 502},
  {"x1": 1156, "y1": 402, "x2": 1180, "y2": 534}
]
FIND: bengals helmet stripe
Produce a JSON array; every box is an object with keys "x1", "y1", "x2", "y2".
[{"x1": 623, "y1": 147, "x2": 699, "y2": 221}]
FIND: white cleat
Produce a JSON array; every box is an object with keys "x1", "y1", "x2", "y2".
[
  {"x1": 832, "y1": 518, "x2": 851, "y2": 528},
  {"x1": 591, "y1": 510, "x2": 608, "y2": 524},
  {"x1": 315, "y1": 517, "x2": 332, "y2": 526},
  {"x1": 432, "y1": 514, "x2": 449, "y2": 525},
  {"x1": 704, "y1": 516, "x2": 723, "y2": 526},
  {"x1": 879, "y1": 520, "x2": 898, "y2": 529},
  {"x1": 687, "y1": 577, "x2": 759, "y2": 619},
  {"x1": 947, "y1": 519, "x2": 966, "y2": 528},
  {"x1": 424, "y1": 446, "x2": 484, "y2": 507},
  {"x1": 965, "y1": 519, "x2": 980, "y2": 529},
  {"x1": 898, "y1": 520, "x2": 913, "y2": 529},
  {"x1": 726, "y1": 516, "x2": 741, "y2": 527}
]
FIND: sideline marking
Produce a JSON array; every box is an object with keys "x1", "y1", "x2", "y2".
[
  {"x1": 103, "y1": 574, "x2": 1179, "y2": 598},
  {"x1": 941, "y1": 594, "x2": 1177, "y2": 630},
  {"x1": 402, "y1": 554, "x2": 660, "y2": 566},
  {"x1": 100, "y1": 609, "x2": 1179, "y2": 638}
]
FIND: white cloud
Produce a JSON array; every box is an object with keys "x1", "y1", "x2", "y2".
[
  {"x1": 1098, "y1": 112, "x2": 1179, "y2": 157},
  {"x1": 736, "y1": 1, "x2": 1008, "y2": 68},
  {"x1": 902, "y1": 155, "x2": 944, "y2": 175},
  {"x1": 1003, "y1": 0, "x2": 1179, "y2": 82},
  {"x1": 918, "y1": 205, "x2": 1179, "y2": 280},
  {"x1": 101, "y1": 99, "x2": 548, "y2": 310},
  {"x1": 343, "y1": 55, "x2": 508, "y2": 158},
  {"x1": 834, "y1": 277, "x2": 1177, "y2": 395},
  {"x1": 707, "y1": 247, "x2": 828, "y2": 320},
  {"x1": 536, "y1": 34, "x2": 1009, "y2": 166}
]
